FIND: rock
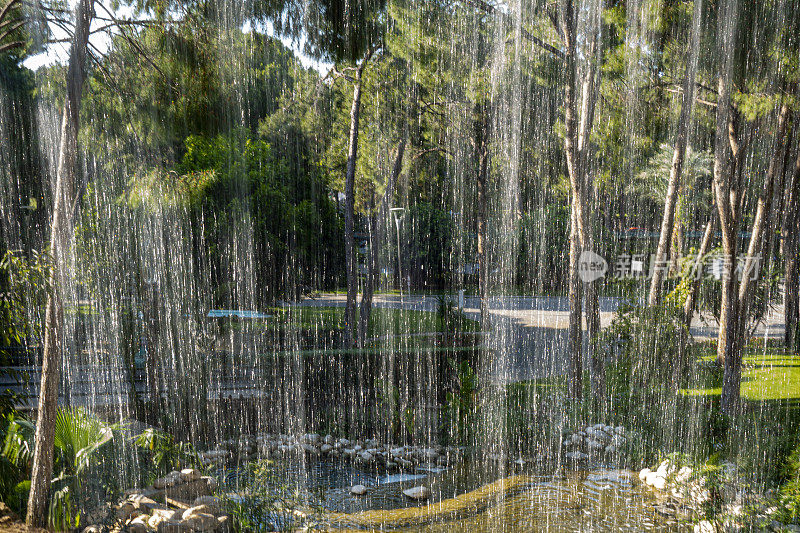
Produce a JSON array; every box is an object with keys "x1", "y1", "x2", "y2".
[
  {"x1": 350, "y1": 484, "x2": 368, "y2": 495},
  {"x1": 180, "y1": 468, "x2": 201, "y2": 482},
  {"x1": 148, "y1": 509, "x2": 179, "y2": 529},
  {"x1": 194, "y1": 495, "x2": 222, "y2": 513},
  {"x1": 217, "y1": 515, "x2": 231, "y2": 533},
  {"x1": 639, "y1": 468, "x2": 651, "y2": 482},
  {"x1": 183, "y1": 505, "x2": 219, "y2": 531},
  {"x1": 154, "y1": 471, "x2": 181, "y2": 489},
  {"x1": 586, "y1": 428, "x2": 610, "y2": 442},
  {"x1": 358, "y1": 451, "x2": 374, "y2": 463},
  {"x1": 694, "y1": 520, "x2": 716, "y2": 533},
  {"x1": 324, "y1": 435, "x2": 334, "y2": 445},
  {"x1": 81, "y1": 527, "x2": 103, "y2": 533},
  {"x1": 321, "y1": 444, "x2": 333, "y2": 454},
  {"x1": 301, "y1": 443, "x2": 319, "y2": 455},
  {"x1": 127, "y1": 494, "x2": 162, "y2": 512},
  {"x1": 604, "y1": 445, "x2": 617, "y2": 455},
  {"x1": 651, "y1": 475, "x2": 667, "y2": 491},
  {"x1": 656, "y1": 460, "x2": 675, "y2": 477},
  {"x1": 116, "y1": 502, "x2": 137, "y2": 520},
  {"x1": 166, "y1": 478, "x2": 212, "y2": 500},
  {"x1": 403, "y1": 486, "x2": 431, "y2": 500},
  {"x1": 565, "y1": 451, "x2": 589, "y2": 461},
  {"x1": 128, "y1": 515, "x2": 149, "y2": 533},
  {"x1": 201, "y1": 476, "x2": 218, "y2": 491},
  {"x1": 157, "y1": 520, "x2": 194, "y2": 533},
  {"x1": 675, "y1": 466, "x2": 693, "y2": 484},
  {"x1": 301, "y1": 433, "x2": 320, "y2": 444},
  {"x1": 587, "y1": 439, "x2": 605, "y2": 451}
]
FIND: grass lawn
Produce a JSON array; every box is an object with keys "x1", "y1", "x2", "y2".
[
  {"x1": 264, "y1": 306, "x2": 480, "y2": 338},
  {"x1": 681, "y1": 349, "x2": 800, "y2": 402}
]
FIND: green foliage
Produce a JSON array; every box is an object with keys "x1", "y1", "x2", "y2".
[
  {"x1": 220, "y1": 459, "x2": 319, "y2": 532},
  {"x1": 435, "y1": 295, "x2": 470, "y2": 334},
  {"x1": 0, "y1": 414, "x2": 33, "y2": 514},
  {"x1": 133, "y1": 427, "x2": 200, "y2": 479},
  {"x1": 0, "y1": 249, "x2": 51, "y2": 346},
  {"x1": 375, "y1": 378, "x2": 415, "y2": 442},
  {"x1": 444, "y1": 357, "x2": 478, "y2": 445},
  {"x1": 776, "y1": 444, "x2": 800, "y2": 524},
  {"x1": 0, "y1": 409, "x2": 118, "y2": 529}
]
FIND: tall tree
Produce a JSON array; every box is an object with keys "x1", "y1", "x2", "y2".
[
  {"x1": 26, "y1": 0, "x2": 94, "y2": 525},
  {"x1": 339, "y1": 49, "x2": 375, "y2": 347},
  {"x1": 557, "y1": 0, "x2": 602, "y2": 399},
  {"x1": 648, "y1": 0, "x2": 704, "y2": 306},
  {"x1": 785, "y1": 128, "x2": 800, "y2": 352}
]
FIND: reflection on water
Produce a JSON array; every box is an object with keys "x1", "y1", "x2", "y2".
[{"x1": 224, "y1": 458, "x2": 687, "y2": 530}]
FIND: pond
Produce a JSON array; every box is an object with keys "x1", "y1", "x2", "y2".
[{"x1": 221, "y1": 457, "x2": 685, "y2": 531}]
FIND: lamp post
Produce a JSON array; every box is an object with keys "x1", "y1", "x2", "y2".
[{"x1": 390, "y1": 207, "x2": 405, "y2": 303}]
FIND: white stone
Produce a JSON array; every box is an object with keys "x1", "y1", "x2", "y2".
[
  {"x1": 675, "y1": 466, "x2": 693, "y2": 484},
  {"x1": 651, "y1": 475, "x2": 667, "y2": 490},
  {"x1": 565, "y1": 451, "x2": 589, "y2": 461},
  {"x1": 301, "y1": 433, "x2": 320, "y2": 444},
  {"x1": 694, "y1": 520, "x2": 716, "y2": 533},
  {"x1": 302, "y1": 443, "x2": 319, "y2": 454},
  {"x1": 587, "y1": 439, "x2": 605, "y2": 451},
  {"x1": 350, "y1": 484, "x2": 368, "y2": 495},
  {"x1": 359, "y1": 451, "x2": 374, "y2": 462},
  {"x1": 180, "y1": 468, "x2": 201, "y2": 482},
  {"x1": 639, "y1": 468, "x2": 651, "y2": 482},
  {"x1": 321, "y1": 444, "x2": 333, "y2": 453},
  {"x1": 403, "y1": 486, "x2": 431, "y2": 500}
]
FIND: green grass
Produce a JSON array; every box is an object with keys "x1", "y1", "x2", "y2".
[
  {"x1": 681, "y1": 349, "x2": 800, "y2": 402},
  {"x1": 263, "y1": 306, "x2": 480, "y2": 338}
]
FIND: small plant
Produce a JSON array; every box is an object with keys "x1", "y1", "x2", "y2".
[
  {"x1": 221, "y1": 459, "x2": 320, "y2": 532},
  {"x1": 1, "y1": 408, "x2": 119, "y2": 529},
  {"x1": 133, "y1": 427, "x2": 201, "y2": 480},
  {"x1": 375, "y1": 379, "x2": 415, "y2": 442},
  {"x1": 444, "y1": 357, "x2": 478, "y2": 445}
]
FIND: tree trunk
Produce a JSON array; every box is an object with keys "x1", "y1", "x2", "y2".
[
  {"x1": 561, "y1": 0, "x2": 583, "y2": 399},
  {"x1": 560, "y1": 0, "x2": 601, "y2": 399},
  {"x1": 475, "y1": 103, "x2": 491, "y2": 330},
  {"x1": 358, "y1": 137, "x2": 405, "y2": 347},
  {"x1": 648, "y1": 0, "x2": 703, "y2": 306},
  {"x1": 785, "y1": 130, "x2": 800, "y2": 352},
  {"x1": 712, "y1": 0, "x2": 741, "y2": 414},
  {"x1": 343, "y1": 50, "x2": 373, "y2": 349},
  {"x1": 736, "y1": 103, "x2": 790, "y2": 343},
  {"x1": 568, "y1": 207, "x2": 583, "y2": 399},
  {"x1": 683, "y1": 214, "x2": 716, "y2": 331},
  {"x1": 27, "y1": 0, "x2": 93, "y2": 526}
]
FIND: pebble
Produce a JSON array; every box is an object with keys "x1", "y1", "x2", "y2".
[
  {"x1": 350, "y1": 484, "x2": 368, "y2": 495},
  {"x1": 403, "y1": 486, "x2": 431, "y2": 500}
]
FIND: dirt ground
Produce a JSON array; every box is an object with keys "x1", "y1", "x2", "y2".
[{"x1": 0, "y1": 504, "x2": 47, "y2": 533}]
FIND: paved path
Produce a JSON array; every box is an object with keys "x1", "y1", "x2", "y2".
[{"x1": 293, "y1": 293, "x2": 787, "y2": 383}]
